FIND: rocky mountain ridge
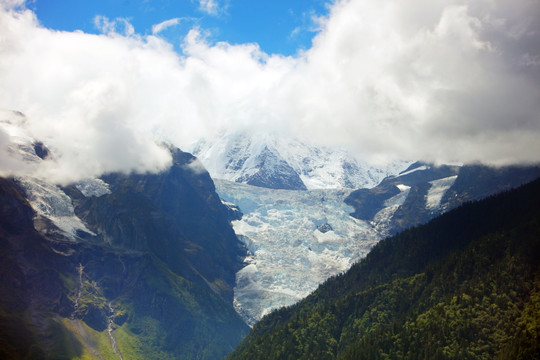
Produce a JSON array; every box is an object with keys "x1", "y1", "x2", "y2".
[{"x1": 2, "y1": 114, "x2": 540, "y2": 358}]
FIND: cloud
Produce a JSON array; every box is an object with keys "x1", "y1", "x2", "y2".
[
  {"x1": 94, "y1": 15, "x2": 135, "y2": 36},
  {"x1": 197, "y1": 0, "x2": 224, "y2": 16},
  {"x1": 183, "y1": 157, "x2": 208, "y2": 176},
  {"x1": 283, "y1": 0, "x2": 540, "y2": 165},
  {"x1": 0, "y1": 0, "x2": 539, "y2": 185},
  {"x1": 152, "y1": 18, "x2": 181, "y2": 35},
  {"x1": 0, "y1": 6, "x2": 176, "y2": 183},
  {"x1": 0, "y1": 0, "x2": 23, "y2": 10},
  {"x1": 288, "y1": 8, "x2": 327, "y2": 43}
]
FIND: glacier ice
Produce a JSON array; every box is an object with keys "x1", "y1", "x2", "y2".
[
  {"x1": 1, "y1": 116, "x2": 94, "y2": 241},
  {"x1": 370, "y1": 184, "x2": 411, "y2": 235},
  {"x1": 215, "y1": 180, "x2": 382, "y2": 325},
  {"x1": 217, "y1": 170, "x2": 462, "y2": 325}
]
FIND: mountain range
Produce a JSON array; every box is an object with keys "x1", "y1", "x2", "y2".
[{"x1": 1, "y1": 116, "x2": 539, "y2": 359}]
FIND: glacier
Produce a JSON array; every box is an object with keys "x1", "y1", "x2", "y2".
[
  {"x1": 197, "y1": 132, "x2": 413, "y2": 325},
  {"x1": 370, "y1": 184, "x2": 411, "y2": 235},
  {"x1": 215, "y1": 180, "x2": 382, "y2": 325},
  {"x1": 215, "y1": 164, "x2": 466, "y2": 325},
  {"x1": 74, "y1": 178, "x2": 111, "y2": 197}
]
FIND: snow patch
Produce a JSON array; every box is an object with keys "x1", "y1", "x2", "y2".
[
  {"x1": 17, "y1": 177, "x2": 95, "y2": 240},
  {"x1": 399, "y1": 165, "x2": 430, "y2": 176},
  {"x1": 384, "y1": 185, "x2": 411, "y2": 207},
  {"x1": 370, "y1": 185, "x2": 412, "y2": 235},
  {"x1": 396, "y1": 184, "x2": 411, "y2": 192},
  {"x1": 190, "y1": 132, "x2": 413, "y2": 190},
  {"x1": 75, "y1": 178, "x2": 111, "y2": 197},
  {"x1": 426, "y1": 175, "x2": 458, "y2": 211}
]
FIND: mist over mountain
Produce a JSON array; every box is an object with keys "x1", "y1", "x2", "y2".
[
  {"x1": 2, "y1": 0, "x2": 540, "y2": 170},
  {"x1": 1, "y1": 0, "x2": 539, "y2": 358}
]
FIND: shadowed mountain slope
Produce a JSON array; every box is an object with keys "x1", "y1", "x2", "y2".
[{"x1": 0, "y1": 147, "x2": 249, "y2": 360}]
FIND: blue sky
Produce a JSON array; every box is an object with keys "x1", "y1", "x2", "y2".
[{"x1": 30, "y1": 0, "x2": 330, "y2": 55}]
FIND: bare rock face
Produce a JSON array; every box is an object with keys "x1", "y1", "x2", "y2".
[{"x1": 317, "y1": 223, "x2": 333, "y2": 233}]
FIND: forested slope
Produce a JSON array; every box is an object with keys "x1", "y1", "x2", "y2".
[{"x1": 228, "y1": 177, "x2": 540, "y2": 359}]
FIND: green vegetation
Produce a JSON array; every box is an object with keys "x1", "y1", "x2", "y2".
[
  {"x1": 228, "y1": 178, "x2": 540, "y2": 359},
  {"x1": 106, "y1": 254, "x2": 248, "y2": 360},
  {"x1": 58, "y1": 317, "x2": 117, "y2": 360}
]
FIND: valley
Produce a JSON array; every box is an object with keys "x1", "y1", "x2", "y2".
[{"x1": 228, "y1": 177, "x2": 540, "y2": 359}]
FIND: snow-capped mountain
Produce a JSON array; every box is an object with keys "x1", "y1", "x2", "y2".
[
  {"x1": 190, "y1": 130, "x2": 540, "y2": 326},
  {"x1": 189, "y1": 131, "x2": 412, "y2": 190}
]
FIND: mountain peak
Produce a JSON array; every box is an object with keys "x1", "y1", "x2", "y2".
[{"x1": 190, "y1": 131, "x2": 412, "y2": 190}]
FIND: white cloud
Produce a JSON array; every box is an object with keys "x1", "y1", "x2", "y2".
[
  {"x1": 0, "y1": 0, "x2": 539, "y2": 185},
  {"x1": 94, "y1": 15, "x2": 135, "y2": 37},
  {"x1": 288, "y1": 8, "x2": 328, "y2": 44},
  {"x1": 152, "y1": 18, "x2": 181, "y2": 35},
  {"x1": 0, "y1": 0, "x2": 24, "y2": 10},
  {"x1": 197, "y1": 0, "x2": 222, "y2": 16},
  {"x1": 184, "y1": 157, "x2": 208, "y2": 175},
  {"x1": 282, "y1": 0, "x2": 540, "y2": 164},
  {"x1": 288, "y1": 26, "x2": 301, "y2": 40}
]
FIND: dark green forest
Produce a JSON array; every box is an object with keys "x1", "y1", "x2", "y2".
[{"x1": 228, "y1": 178, "x2": 540, "y2": 359}]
